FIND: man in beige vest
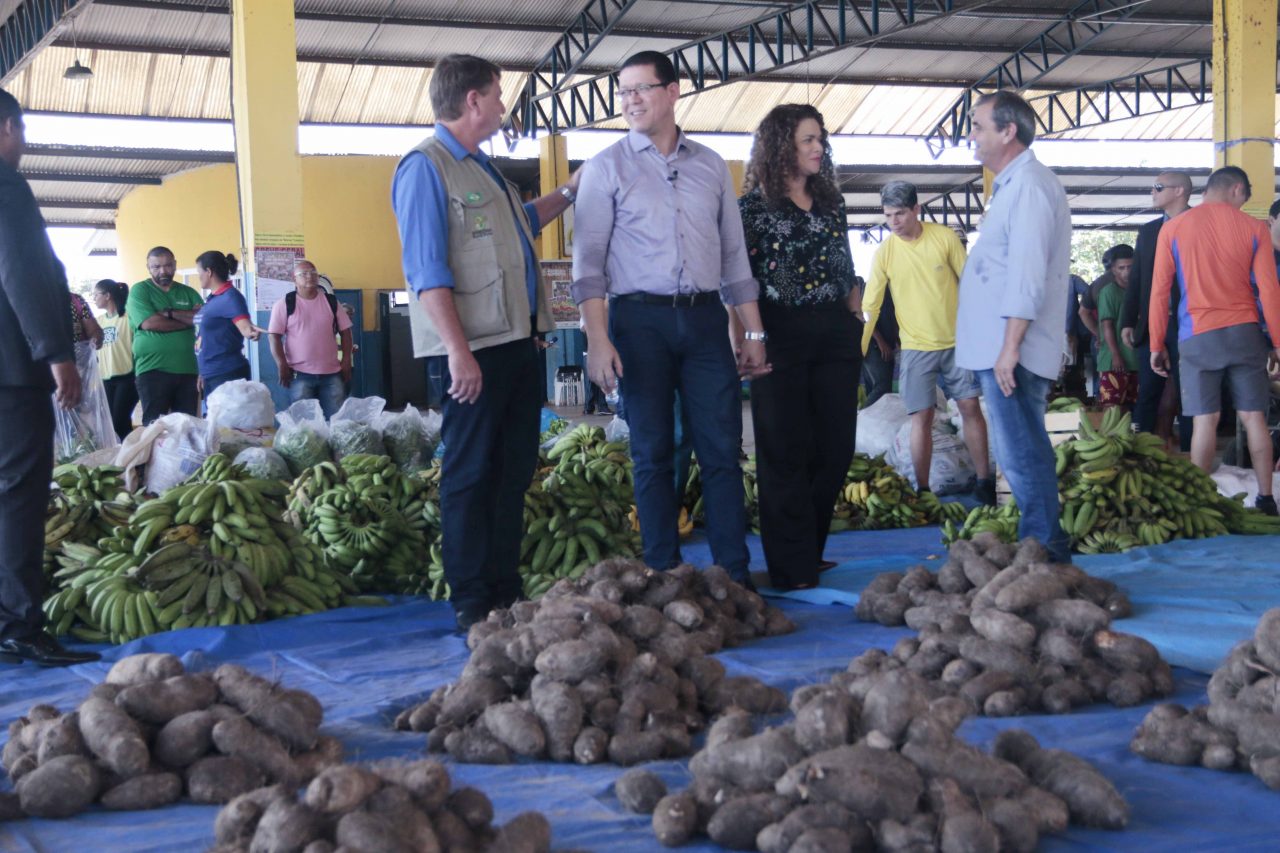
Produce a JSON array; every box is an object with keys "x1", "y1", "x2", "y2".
[{"x1": 392, "y1": 54, "x2": 579, "y2": 631}]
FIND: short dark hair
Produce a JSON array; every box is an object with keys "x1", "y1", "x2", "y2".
[
  {"x1": 0, "y1": 88, "x2": 20, "y2": 124},
  {"x1": 147, "y1": 246, "x2": 174, "y2": 261},
  {"x1": 880, "y1": 180, "x2": 918, "y2": 209},
  {"x1": 1206, "y1": 166, "x2": 1251, "y2": 200},
  {"x1": 430, "y1": 54, "x2": 501, "y2": 121},
  {"x1": 975, "y1": 90, "x2": 1037, "y2": 147},
  {"x1": 1109, "y1": 244, "x2": 1135, "y2": 262},
  {"x1": 620, "y1": 51, "x2": 676, "y2": 87},
  {"x1": 1270, "y1": 198, "x2": 1280, "y2": 219},
  {"x1": 195, "y1": 251, "x2": 239, "y2": 281}
]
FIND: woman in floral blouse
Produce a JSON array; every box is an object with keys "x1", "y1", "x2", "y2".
[{"x1": 739, "y1": 103, "x2": 862, "y2": 591}]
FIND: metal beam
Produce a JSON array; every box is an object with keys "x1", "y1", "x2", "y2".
[
  {"x1": 1031, "y1": 59, "x2": 1212, "y2": 137},
  {"x1": 41, "y1": 219, "x2": 114, "y2": 228},
  {"x1": 22, "y1": 169, "x2": 163, "y2": 185},
  {"x1": 0, "y1": 0, "x2": 89, "y2": 81},
  {"x1": 23, "y1": 143, "x2": 234, "y2": 162},
  {"x1": 924, "y1": 0, "x2": 1148, "y2": 156},
  {"x1": 513, "y1": 0, "x2": 957, "y2": 138},
  {"x1": 33, "y1": 198, "x2": 117, "y2": 209}
]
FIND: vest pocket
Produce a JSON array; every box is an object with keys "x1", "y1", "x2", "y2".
[{"x1": 453, "y1": 264, "x2": 510, "y2": 339}]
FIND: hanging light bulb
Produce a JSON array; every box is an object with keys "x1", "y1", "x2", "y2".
[{"x1": 63, "y1": 15, "x2": 93, "y2": 81}]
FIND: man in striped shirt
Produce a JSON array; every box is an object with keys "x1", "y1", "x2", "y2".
[{"x1": 1150, "y1": 166, "x2": 1280, "y2": 514}]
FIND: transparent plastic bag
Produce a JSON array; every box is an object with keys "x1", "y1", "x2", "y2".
[
  {"x1": 143, "y1": 414, "x2": 214, "y2": 495},
  {"x1": 207, "y1": 379, "x2": 275, "y2": 431},
  {"x1": 233, "y1": 446, "x2": 291, "y2": 480},
  {"x1": 53, "y1": 341, "x2": 119, "y2": 464},
  {"x1": 274, "y1": 399, "x2": 332, "y2": 476},
  {"x1": 604, "y1": 415, "x2": 630, "y2": 445},
  {"x1": 380, "y1": 404, "x2": 432, "y2": 472},
  {"x1": 330, "y1": 396, "x2": 386, "y2": 460}
]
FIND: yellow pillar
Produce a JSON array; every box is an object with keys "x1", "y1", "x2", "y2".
[
  {"x1": 1213, "y1": 0, "x2": 1277, "y2": 219},
  {"x1": 230, "y1": 0, "x2": 306, "y2": 334},
  {"x1": 539, "y1": 135, "x2": 570, "y2": 260},
  {"x1": 726, "y1": 161, "x2": 746, "y2": 198},
  {"x1": 982, "y1": 167, "x2": 995, "y2": 201}
]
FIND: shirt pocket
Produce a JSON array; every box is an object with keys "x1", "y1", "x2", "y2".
[{"x1": 449, "y1": 190, "x2": 510, "y2": 339}]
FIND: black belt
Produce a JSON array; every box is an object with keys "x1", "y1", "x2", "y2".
[{"x1": 613, "y1": 291, "x2": 718, "y2": 307}]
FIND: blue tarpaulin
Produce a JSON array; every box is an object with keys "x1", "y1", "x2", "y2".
[{"x1": 3, "y1": 529, "x2": 1280, "y2": 851}]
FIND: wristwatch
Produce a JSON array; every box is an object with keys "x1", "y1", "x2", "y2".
[
  {"x1": 743, "y1": 330, "x2": 767, "y2": 343},
  {"x1": 559, "y1": 186, "x2": 576, "y2": 204},
  {"x1": 165, "y1": 308, "x2": 173, "y2": 320}
]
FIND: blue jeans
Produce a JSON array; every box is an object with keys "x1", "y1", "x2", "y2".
[
  {"x1": 976, "y1": 366, "x2": 1070, "y2": 561},
  {"x1": 289, "y1": 371, "x2": 346, "y2": 419},
  {"x1": 610, "y1": 298, "x2": 749, "y2": 578}
]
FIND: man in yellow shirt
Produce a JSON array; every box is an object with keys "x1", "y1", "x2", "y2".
[{"x1": 862, "y1": 181, "x2": 994, "y2": 503}]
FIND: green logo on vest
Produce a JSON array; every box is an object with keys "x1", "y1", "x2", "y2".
[
  {"x1": 472, "y1": 214, "x2": 493, "y2": 239},
  {"x1": 466, "y1": 192, "x2": 482, "y2": 203}
]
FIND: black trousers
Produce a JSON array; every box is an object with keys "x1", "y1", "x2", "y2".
[
  {"x1": 1136, "y1": 334, "x2": 1192, "y2": 451},
  {"x1": 102, "y1": 373, "x2": 139, "y2": 440},
  {"x1": 136, "y1": 370, "x2": 198, "y2": 425},
  {"x1": 861, "y1": 339, "x2": 894, "y2": 408},
  {"x1": 750, "y1": 304, "x2": 862, "y2": 589},
  {"x1": 429, "y1": 338, "x2": 542, "y2": 615},
  {"x1": 0, "y1": 387, "x2": 54, "y2": 640}
]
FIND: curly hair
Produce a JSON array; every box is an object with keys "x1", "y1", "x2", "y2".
[{"x1": 744, "y1": 104, "x2": 842, "y2": 212}]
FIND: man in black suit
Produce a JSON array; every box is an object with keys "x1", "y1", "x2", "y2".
[
  {"x1": 1120, "y1": 171, "x2": 1192, "y2": 449},
  {"x1": 0, "y1": 89, "x2": 101, "y2": 666}
]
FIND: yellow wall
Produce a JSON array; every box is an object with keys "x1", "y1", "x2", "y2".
[{"x1": 116, "y1": 155, "x2": 405, "y2": 330}]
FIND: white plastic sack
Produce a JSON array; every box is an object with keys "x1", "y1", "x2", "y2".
[
  {"x1": 53, "y1": 341, "x2": 119, "y2": 464},
  {"x1": 134, "y1": 414, "x2": 214, "y2": 495},
  {"x1": 330, "y1": 396, "x2": 387, "y2": 460},
  {"x1": 855, "y1": 393, "x2": 909, "y2": 458},
  {"x1": 945, "y1": 396, "x2": 998, "y2": 477},
  {"x1": 206, "y1": 379, "x2": 275, "y2": 431},
  {"x1": 1210, "y1": 464, "x2": 1280, "y2": 505},
  {"x1": 274, "y1": 399, "x2": 331, "y2": 475},
  {"x1": 887, "y1": 419, "x2": 976, "y2": 496}
]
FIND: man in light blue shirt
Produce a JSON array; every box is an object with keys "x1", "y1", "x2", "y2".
[
  {"x1": 956, "y1": 90, "x2": 1072, "y2": 561},
  {"x1": 572, "y1": 50, "x2": 769, "y2": 587},
  {"x1": 391, "y1": 54, "x2": 578, "y2": 631}
]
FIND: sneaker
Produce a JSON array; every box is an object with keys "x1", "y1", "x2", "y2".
[
  {"x1": 1256, "y1": 495, "x2": 1278, "y2": 517},
  {"x1": 974, "y1": 478, "x2": 997, "y2": 507}
]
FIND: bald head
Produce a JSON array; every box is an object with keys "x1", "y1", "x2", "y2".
[
  {"x1": 293, "y1": 259, "x2": 321, "y2": 297},
  {"x1": 1153, "y1": 171, "x2": 1192, "y2": 215}
]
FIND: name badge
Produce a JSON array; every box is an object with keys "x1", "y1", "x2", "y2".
[{"x1": 472, "y1": 213, "x2": 493, "y2": 239}]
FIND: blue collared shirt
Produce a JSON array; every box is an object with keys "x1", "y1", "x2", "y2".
[
  {"x1": 956, "y1": 149, "x2": 1072, "y2": 380},
  {"x1": 570, "y1": 129, "x2": 758, "y2": 306},
  {"x1": 391, "y1": 125, "x2": 541, "y2": 307}
]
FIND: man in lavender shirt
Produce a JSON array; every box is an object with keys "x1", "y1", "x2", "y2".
[{"x1": 572, "y1": 51, "x2": 770, "y2": 587}]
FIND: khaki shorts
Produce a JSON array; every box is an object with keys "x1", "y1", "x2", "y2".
[
  {"x1": 1178, "y1": 323, "x2": 1271, "y2": 416},
  {"x1": 899, "y1": 347, "x2": 980, "y2": 414}
]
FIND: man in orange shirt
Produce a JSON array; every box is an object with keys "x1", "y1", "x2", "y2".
[{"x1": 1150, "y1": 166, "x2": 1280, "y2": 514}]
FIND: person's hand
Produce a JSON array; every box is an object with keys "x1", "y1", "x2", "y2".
[
  {"x1": 340, "y1": 363, "x2": 352, "y2": 384},
  {"x1": 587, "y1": 339, "x2": 624, "y2": 393},
  {"x1": 1150, "y1": 349, "x2": 1170, "y2": 378},
  {"x1": 1269, "y1": 349, "x2": 1280, "y2": 379},
  {"x1": 876, "y1": 336, "x2": 895, "y2": 361},
  {"x1": 50, "y1": 360, "x2": 81, "y2": 410},
  {"x1": 277, "y1": 363, "x2": 294, "y2": 388},
  {"x1": 737, "y1": 339, "x2": 772, "y2": 380},
  {"x1": 447, "y1": 348, "x2": 484, "y2": 404},
  {"x1": 993, "y1": 343, "x2": 1020, "y2": 397},
  {"x1": 1121, "y1": 327, "x2": 1134, "y2": 349},
  {"x1": 566, "y1": 165, "x2": 583, "y2": 194}
]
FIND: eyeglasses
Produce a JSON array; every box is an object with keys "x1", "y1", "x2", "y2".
[
  {"x1": 618, "y1": 82, "x2": 665, "y2": 99},
  {"x1": 1151, "y1": 184, "x2": 1166, "y2": 192}
]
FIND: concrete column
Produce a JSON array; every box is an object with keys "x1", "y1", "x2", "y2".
[
  {"x1": 1213, "y1": 0, "x2": 1277, "y2": 219},
  {"x1": 539, "y1": 135, "x2": 570, "y2": 260}
]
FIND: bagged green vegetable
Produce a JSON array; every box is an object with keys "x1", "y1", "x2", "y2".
[
  {"x1": 233, "y1": 447, "x2": 291, "y2": 480},
  {"x1": 274, "y1": 399, "x2": 331, "y2": 476},
  {"x1": 329, "y1": 397, "x2": 387, "y2": 461},
  {"x1": 380, "y1": 404, "x2": 439, "y2": 472}
]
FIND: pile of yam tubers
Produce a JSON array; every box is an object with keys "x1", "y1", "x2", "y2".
[
  {"x1": 394, "y1": 558, "x2": 795, "y2": 765},
  {"x1": 855, "y1": 534, "x2": 1173, "y2": 715},
  {"x1": 208, "y1": 760, "x2": 556, "y2": 853},
  {"x1": 1, "y1": 652, "x2": 341, "y2": 820},
  {"x1": 1132, "y1": 606, "x2": 1280, "y2": 788},
  {"x1": 628, "y1": 664, "x2": 1130, "y2": 851}
]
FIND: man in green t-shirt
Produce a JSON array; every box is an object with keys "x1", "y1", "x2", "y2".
[
  {"x1": 1097, "y1": 244, "x2": 1138, "y2": 408},
  {"x1": 126, "y1": 246, "x2": 204, "y2": 423}
]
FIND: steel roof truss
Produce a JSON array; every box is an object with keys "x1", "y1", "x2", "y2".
[
  {"x1": 0, "y1": 0, "x2": 86, "y2": 81},
  {"x1": 1033, "y1": 59, "x2": 1211, "y2": 136}
]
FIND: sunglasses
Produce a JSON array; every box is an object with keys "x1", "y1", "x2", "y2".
[{"x1": 1151, "y1": 184, "x2": 1166, "y2": 192}]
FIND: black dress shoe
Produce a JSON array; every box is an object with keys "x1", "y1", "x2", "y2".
[
  {"x1": 0, "y1": 632, "x2": 101, "y2": 667},
  {"x1": 453, "y1": 607, "x2": 489, "y2": 636}
]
